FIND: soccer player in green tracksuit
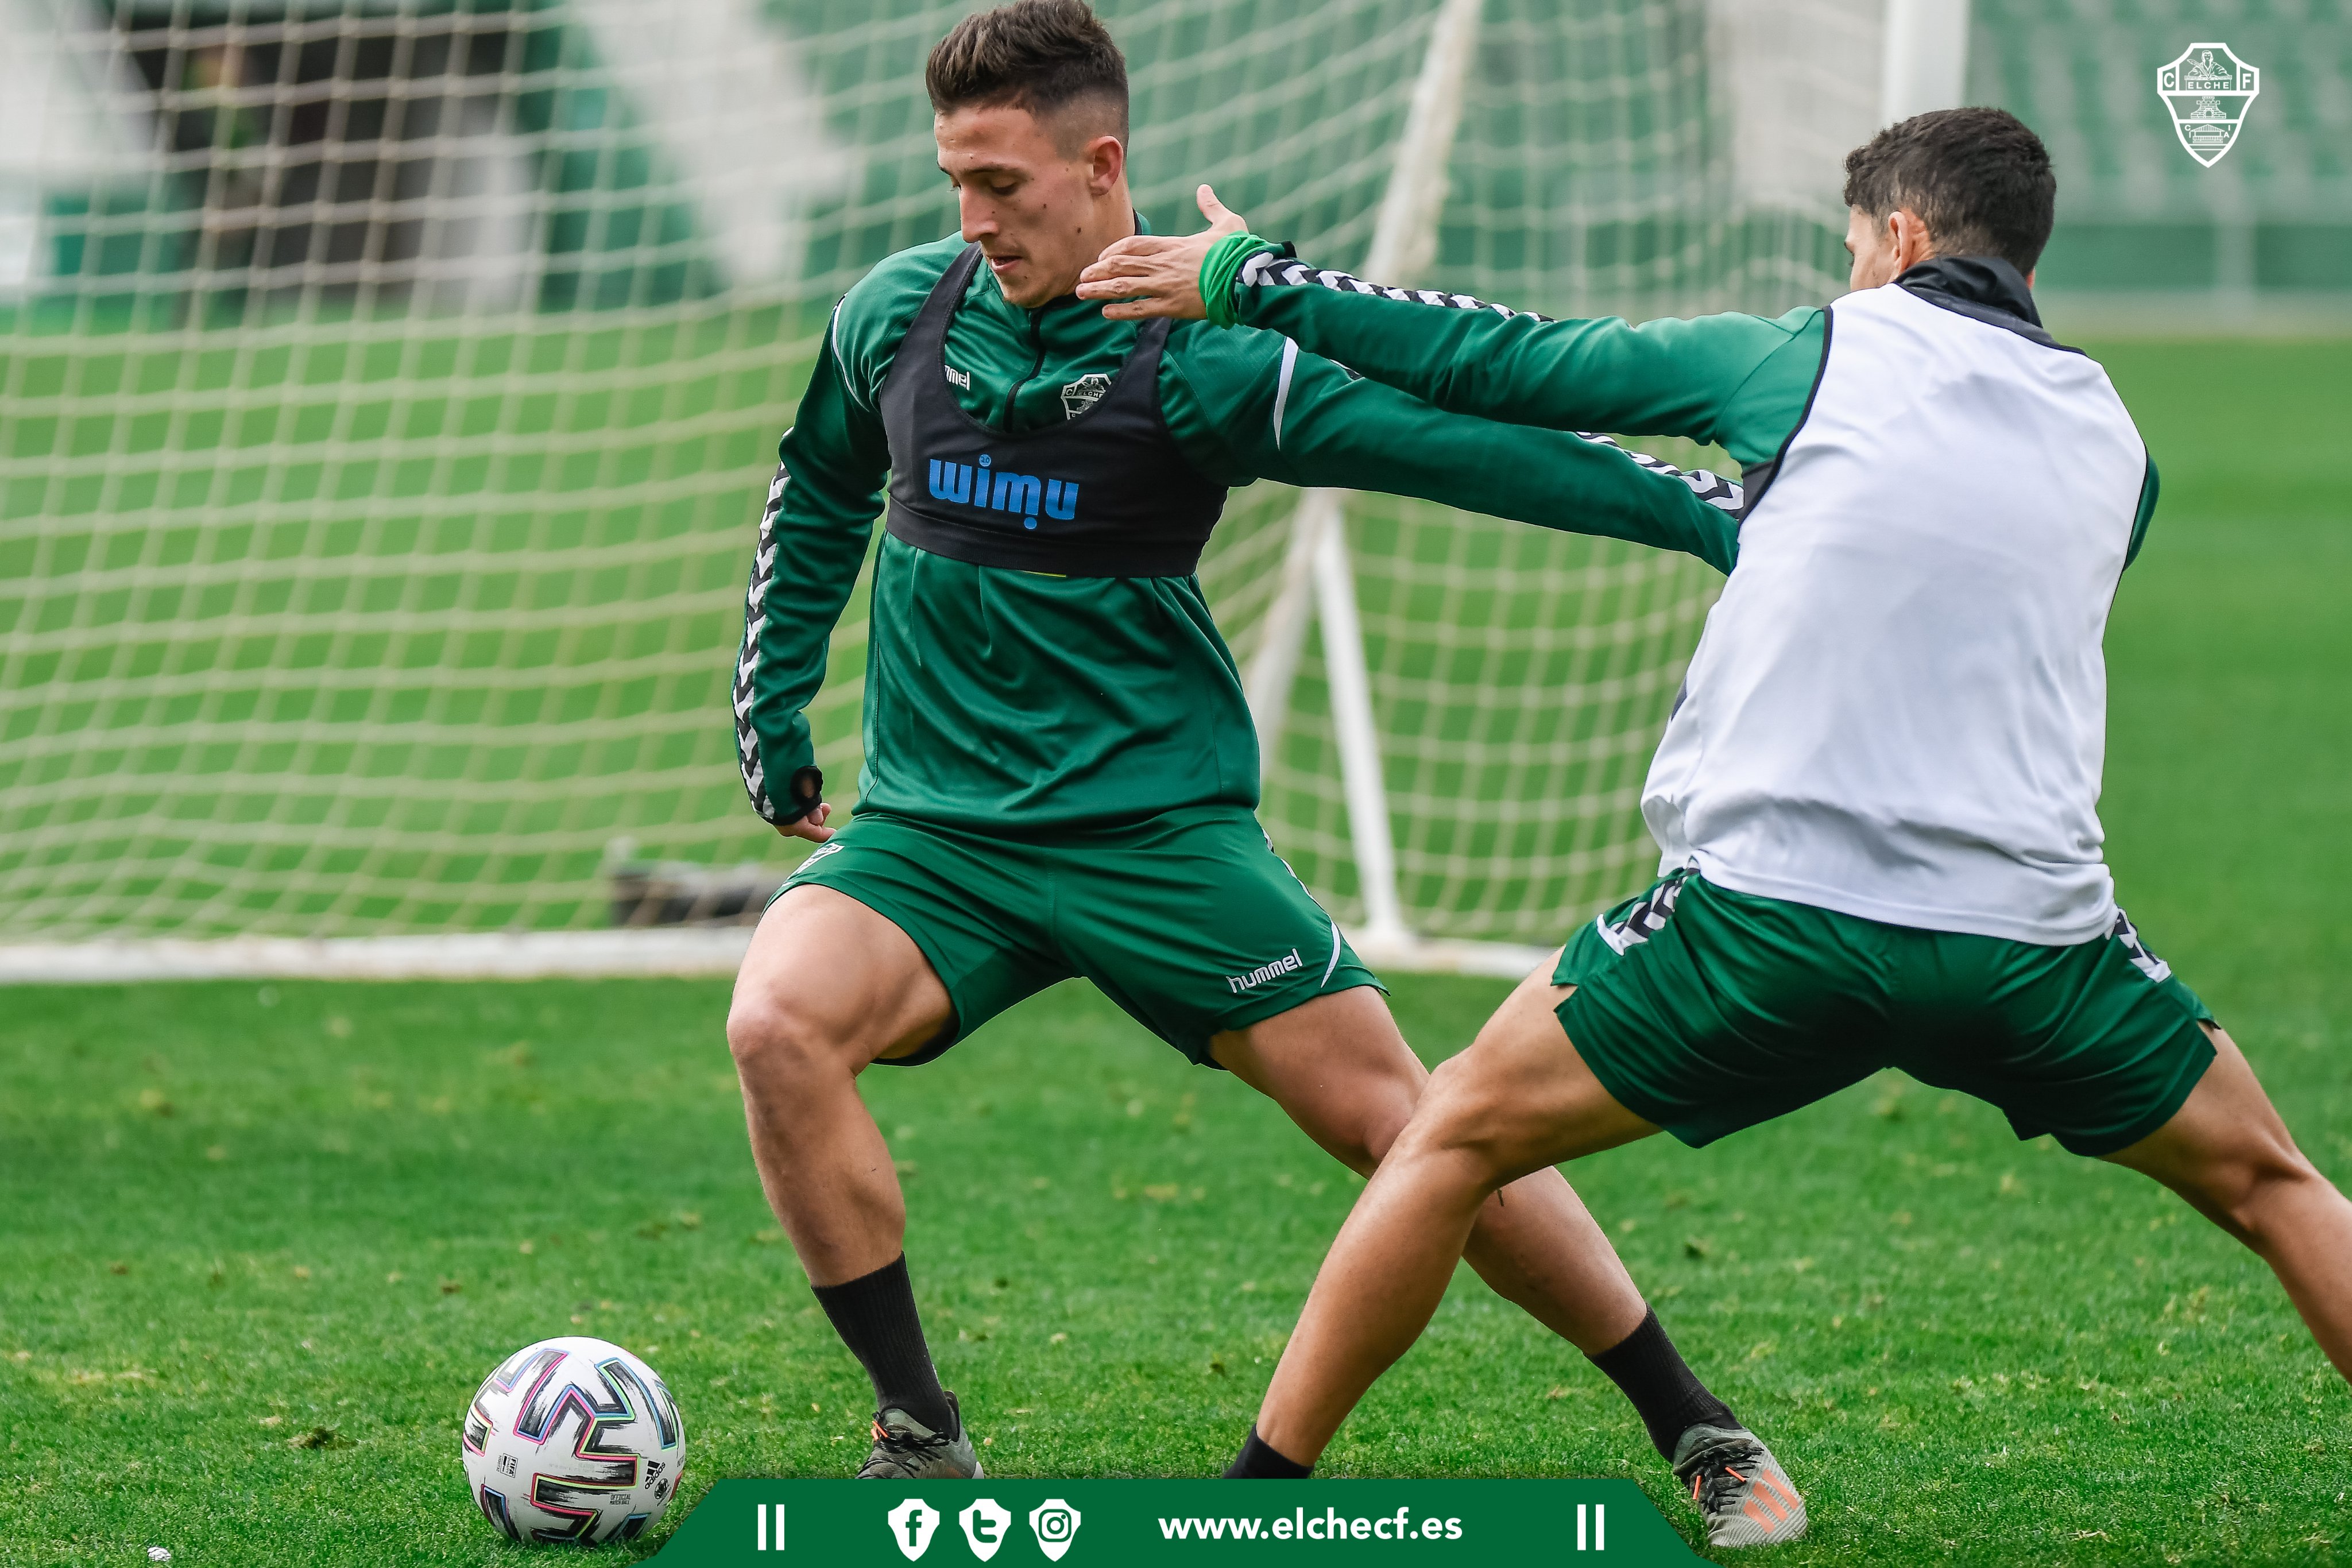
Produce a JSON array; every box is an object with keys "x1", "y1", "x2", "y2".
[
  {"x1": 724, "y1": 0, "x2": 1797, "y2": 1525},
  {"x1": 1080, "y1": 107, "x2": 2352, "y2": 1538}
]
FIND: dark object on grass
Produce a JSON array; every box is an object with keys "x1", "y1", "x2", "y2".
[
  {"x1": 288, "y1": 1427, "x2": 348, "y2": 1450},
  {"x1": 604, "y1": 839, "x2": 786, "y2": 927}
]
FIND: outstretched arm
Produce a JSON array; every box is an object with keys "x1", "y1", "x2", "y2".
[
  {"x1": 735, "y1": 311, "x2": 893, "y2": 843},
  {"x1": 1083, "y1": 187, "x2": 1820, "y2": 470},
  {"x1": 1168, "y1": 325, "x2": 1744, "y2": 575}
]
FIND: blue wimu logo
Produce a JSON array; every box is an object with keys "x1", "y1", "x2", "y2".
[{"x1": 927, "y1": 454, "x2": 1078, "y2": 529}]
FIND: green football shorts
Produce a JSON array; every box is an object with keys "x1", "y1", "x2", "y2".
[
  {"x1": 1554, "y1": 871, "x2": 2216, "y2": 1157},
  {"x1": 769, "y1": 805, "x2": 1380, "y2": 1066}
]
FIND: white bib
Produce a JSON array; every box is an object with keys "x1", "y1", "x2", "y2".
[{"x1": 1641, "y1": 282, "x2": 2148, "y2": 944}]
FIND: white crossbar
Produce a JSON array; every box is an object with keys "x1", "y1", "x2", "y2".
[{"x1": 0, "y1": 927, "x2": 1549, "y2": 984}]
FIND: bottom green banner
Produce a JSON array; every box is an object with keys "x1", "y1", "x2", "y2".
[{"x1": 651, "y1": 1479, "x2": 1703, "y2": 1565}]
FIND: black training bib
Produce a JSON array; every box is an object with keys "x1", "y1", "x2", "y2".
[{"x1": 877, "y1": 243, "x2": 1228, "y2": 578}]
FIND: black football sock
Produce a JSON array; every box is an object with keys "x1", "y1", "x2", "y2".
[
  {"x1": 1224, "y1": 1426, "x2": 1312, "y2": 1478},
  {"x1": 810, "y1": 1253, "x2": 955, "y2": 1436},
  {"x1": 1585, "y1": 1306, "x2": 1739, "y2": 1460}
]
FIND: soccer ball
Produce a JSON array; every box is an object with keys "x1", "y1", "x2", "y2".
[{"x1": 462, "y1": 1336, "x2": 687, "y2": 1545}]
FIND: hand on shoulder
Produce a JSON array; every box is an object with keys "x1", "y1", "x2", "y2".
[{"x1": 1077, "y1": 185, "x2": 1249, "y2": 321}]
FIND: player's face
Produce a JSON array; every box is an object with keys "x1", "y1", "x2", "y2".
[{"x1": 937, "y1": 103, "x2": 1127, "y2": 308}]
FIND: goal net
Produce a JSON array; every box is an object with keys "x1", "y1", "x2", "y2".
[{"x1": 0, "y1": 0, "x2": 1881, "y2": 965}]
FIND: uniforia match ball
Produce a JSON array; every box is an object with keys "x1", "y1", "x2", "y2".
[{"x1": 462, "y1": 1336, "x2": 686, "y2": 1545}]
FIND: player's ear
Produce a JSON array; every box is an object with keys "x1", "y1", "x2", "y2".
[
  {"x1": 1892, "y1": 207, "x2": 1933, "y2": 272},
  {"x1": 1084, "y1": 132, "x2": 1125, "y2": 196}
]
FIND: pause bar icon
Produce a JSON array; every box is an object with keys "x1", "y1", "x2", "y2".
[
  {"x1": 756, "y1": 1503, "x2": 786, "y2": 1551},
  {"x1": 1576, "y1": 1502, "x2": 1606, "y2": 1551}
]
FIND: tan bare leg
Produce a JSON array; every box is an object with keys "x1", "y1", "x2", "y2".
[
  {"x1": 724, "y1": 885, "x2": 953, "y2": 1287},
  {"x1": 2104, "y1": 1023, "x2": 2352, "y2": 1383},
  {"x1": 1230, "y1": 963, "x2": 1660, "y2": 1463},
  {"x1": 1211, "y1": 976, "x2": 1648, "y2": 1356}
]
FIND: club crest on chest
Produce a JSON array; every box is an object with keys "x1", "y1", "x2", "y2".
[{"x1": 1060, "y1": 373, "x2": 1113, "y2": 420}]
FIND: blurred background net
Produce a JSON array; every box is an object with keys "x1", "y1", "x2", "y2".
[{"x1": 3, "y1": 0, "x2": 2345, "y2": 944}]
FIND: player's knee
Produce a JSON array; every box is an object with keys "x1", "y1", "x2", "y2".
[
  {"x1": 2229, "y1": 1152, "x2": 2327, "y2": 1242},
  {"x1": 1398, "y1": 1055, "x2": 1523, "y2": 1178},
  {"x1": 724, "y1": 991, "x2": 844, "y2": 1092},
  {"x1": 1331, "y1": 1055, "x2": 1430, "y2": 1171},
  {"x1": 1342, "y1": 1101, "x2": 1413, "y2": 1175},
  {"x1": 2180, "y1": 1137, "x2": 2322, "y2": 1245},
  {"x1": 722, "y1": 997, "x2": 787, "y2": 1077}
]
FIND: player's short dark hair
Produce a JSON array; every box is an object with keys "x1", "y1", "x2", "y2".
[
  {"x1": 927, "y1": 0, "x2": 1129, "y2": 148},
  {"x1": 1842, "y1": 107, "x2": 2057, "y2": 274}
]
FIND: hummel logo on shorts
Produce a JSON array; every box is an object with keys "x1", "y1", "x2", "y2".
[
  {"x1": 1597, "y1": 869, "x2": 1690, "y2": 956},
  {"x1": 1226, "y1": 949, "x2": 1303, "y2": 993},
  {"x1": 783, "y1": 842, "x2": 845, "y2": 883},
  {"x1": 2111, "y1": 907, "x2": 2172, "y2": 983}
]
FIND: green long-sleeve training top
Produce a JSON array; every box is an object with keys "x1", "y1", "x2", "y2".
[
  {"x1": 735, "y1": 231, "x2": 1746, "y2": 834},
  {"x1": 1200, "y1": 234, "x2": 1827, "y2": 478},
  {"x1": 1204, "y1": 234, "x2": 2157, "y2": 565}
]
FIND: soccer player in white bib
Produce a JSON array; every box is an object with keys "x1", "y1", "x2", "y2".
[{"x1": 1082, "y1": 109, "x2": 2352, "y2": 1540}]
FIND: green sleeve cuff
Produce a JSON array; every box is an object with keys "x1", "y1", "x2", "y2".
[{"x1": 1201, "y1": 232, "x2": 1277, "y2": 328}]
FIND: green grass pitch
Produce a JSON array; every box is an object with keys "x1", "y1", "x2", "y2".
[{"x1": 2, "y1": 338, "x2": 2347, "y2": 1566}]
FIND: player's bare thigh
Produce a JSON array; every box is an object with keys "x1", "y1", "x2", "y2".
[
  {"x1": 1401, "y1": 953, "x2": 1662, "y2": 1182},
  {"x1": 1206, "y1": 959, "x2": 1659, "y2": 1178},
  {"x1": 1208, "y1": 986, "x2": 1426, "y2": 1173},
  {"x1": 727, "y1": 884, "x2": 953, "y2": 1072},
  {"x1": 2102, "y1": 1023, "x2": 2324, "y2": 1233}
]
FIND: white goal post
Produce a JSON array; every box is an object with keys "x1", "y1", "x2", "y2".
[{"x1": 1241, "y1": 0, "x2": 1546, "y2": 978}]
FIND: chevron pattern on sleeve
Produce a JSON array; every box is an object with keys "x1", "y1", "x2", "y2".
[
  {"x1": 1236, "y1": 254, "x2": 1745, "y2": 516},
  {"x1": 733, "y1": 462, "x2": 789, "y2": 824},
  {"x1": 1571, "y1": 430, "x2": 1746, "y2": 516},
  {"x1": 1237, "y1": 250, "x2": 1556, "y2": 322}
]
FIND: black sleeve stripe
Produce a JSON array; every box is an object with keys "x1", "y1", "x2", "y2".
[
  {"x1": 733, "y1": 462, "x2": 789, "y2": 825},
  {"x1": 1238, "y1": 251, "x2": 1556, "y2": 323},
  {"x1": 1571, "y1": 430, "x2": 1745, "y2": 516}
]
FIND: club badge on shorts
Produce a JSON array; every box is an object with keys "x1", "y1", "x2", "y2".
[{"x1": 2156, "y1": 43, "x2": 2260, "y2": 167}]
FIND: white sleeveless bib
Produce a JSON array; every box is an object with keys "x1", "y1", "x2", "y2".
[{"x1": 1640, "y1": 282, "x2": 2148, "y2": 944}]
